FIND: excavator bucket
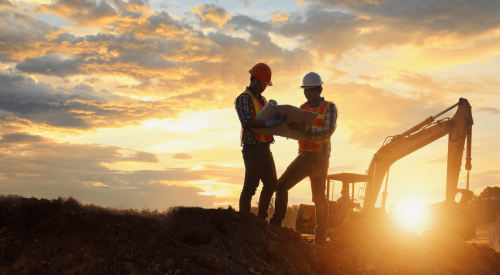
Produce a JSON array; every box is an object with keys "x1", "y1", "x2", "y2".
[
  {"x1": 425, "y1": 201, "x2": 476, "y2": 241},
  {"x1": 488, "y1": 220, "x2": 500, "y2": 252}
]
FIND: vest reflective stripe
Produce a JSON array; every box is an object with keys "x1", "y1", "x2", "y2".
[
  {"x1": 241, "y1": 90, "x2": 274, "y2": 144},
  {"x1": 298, "y1": 101, "x2": 331, "y2": 152}
]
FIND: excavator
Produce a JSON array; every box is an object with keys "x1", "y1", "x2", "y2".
[{"x1": 296, "y1": 98, "x2": 476, "y2": 241}]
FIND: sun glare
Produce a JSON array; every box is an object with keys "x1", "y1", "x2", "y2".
[{"x1": 399, "y1": 203, "x2": 424, "y2": 227}]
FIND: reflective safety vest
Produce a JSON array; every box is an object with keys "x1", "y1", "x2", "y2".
[
  {"x1": 298, "y1": 101, "x2": 331, "y2": 152},
  {"x1": 241, "y1": 90, "x2": 274, "y2": 145}
]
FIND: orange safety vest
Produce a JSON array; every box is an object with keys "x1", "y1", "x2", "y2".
[
  {"x1": 241, "y1": 90, "x2": 274, "y2": 144},
  {"x1": 298, "y1": 101, "x2": 332, "y2": 152}
]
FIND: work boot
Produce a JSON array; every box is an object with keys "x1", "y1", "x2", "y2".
[
  {"x1": 256, "y1": 214, "x2": 269, "y2": 225},
  {"x1": 269, "y1": 220, "x2": 282, "y2": 228},
  {"x1": 268, "y1": 216, "x2": 282, "y2": 227},
  {"x1": 313, "y1": 237, "x2": 327, "y2": 246}
]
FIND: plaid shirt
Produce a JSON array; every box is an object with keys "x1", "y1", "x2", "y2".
[
  {"x1": 302, "y1": 97, "x2": 338, "y2": 154},
  {"x1": 234, "y1": 87, "x2": 271, "y2": 146}
]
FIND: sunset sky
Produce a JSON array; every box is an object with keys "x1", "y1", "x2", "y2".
[{"x1": 0, "y1": 0, "x2": 499, "y2": 213}]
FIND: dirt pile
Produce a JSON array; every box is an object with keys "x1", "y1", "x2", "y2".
[
  {"x1": 325, "y1": 219, "x2": 500, "y2": 274},
  {"x1": 0, "y1": 195, "x2": 499, "y2": 275}
]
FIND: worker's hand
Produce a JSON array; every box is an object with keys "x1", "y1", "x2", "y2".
[
  {"x1": 264, "y1": 113, "x2": 287, "y2": 128},
  {"x1": 268, "y1": 99, "x2": 278, "y2": 106},
  {"x1": 287, "y1": 121, "x2": 307, "y2": 132}
]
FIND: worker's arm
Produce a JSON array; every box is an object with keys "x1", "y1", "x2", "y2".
[
  {"x1": 304, "y1": 103, "x2": 337, "y2": 140},
  {"x1": 246, "y1": 118, "x2": 266, "y2": 128},
  {"x1": 235, "y1": 94, "x2": 286, "y2": 129}
]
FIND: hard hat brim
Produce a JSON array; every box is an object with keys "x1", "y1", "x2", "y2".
[{"x1": 301, "y1": 85, "x2": 320, "y2": 89}]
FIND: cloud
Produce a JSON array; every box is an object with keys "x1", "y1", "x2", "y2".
[
  {"x1": 0, "y1": 0, "x2": 13, "y2": 7},
  {"x1": 271, "y1": 8, "x2": 362, "y2": 60},
  {"x1": 238, "y1": 0, "x2": 254, "y2": 8},
  {"x1": 0, "y1": 133, "x2": 244, "y2": 208},
  {"x1": 191, "y1": 4, "x2": 232, "y2": 29},
  {"x1": 0, "y1": 132, "x2": 46, "y2": 144},
  {"x1": 322, "y1": 81, "x2": 459, "y2": 149},
  {"x1": 36, "y1": 0, "x2": 149, "y2": 27},
  {"x1": 171, "y1": 152, "x2": 194, "y2": 160},
  {"x1": 358, "y1": 75, "x2": 382, "y2": 81},
  {"x1": 476, "y1": 107, "x2": 500, "y2": 115},
  {"x1": 15, "y1": 56, "x2": 82, "y2": 77},
  {"x1": 426, "y1": 156, "x2": 447, "y2": 164},
  {"x1": 266, "y1": 11, "x2": 289, "y2": 23},
  {"x1": 0, "y1": 0, "x2": 498, "y2": 151},
  {"x1": 84, "y1": 76, "x2": 102, "y2": 84},
  {"x1": 470, "y1": 170, "x2": 500, "y2": 193},
  {"x1": 0, "y1": 73, "x2": 182, "y2": 130},
  {"x1": 310, "y1": 0, "x2": 500, "y2": 39}
]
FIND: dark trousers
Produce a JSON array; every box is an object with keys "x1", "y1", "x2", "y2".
[
  {"x1": 239, "y1": 145, "x2": 278, "y2": 219},
  {"x1": 270, "y1": 152, "x2": 330, "y2": 239}
]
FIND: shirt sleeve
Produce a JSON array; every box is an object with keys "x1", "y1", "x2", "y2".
[
  {"x1": 304, "y1": 103, "x2": 338, "y2": 140},
  {"x1": 235, "y1": 94, "x2": 254, "y2": 129}
]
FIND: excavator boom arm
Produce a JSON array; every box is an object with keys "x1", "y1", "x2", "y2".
[{"x1": 362, "y1": 98, "x2": 473, "y2": 211}]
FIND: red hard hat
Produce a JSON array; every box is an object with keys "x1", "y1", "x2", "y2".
[{"x1": 249, "y1": 63, "x2": 273, "y2": 86}]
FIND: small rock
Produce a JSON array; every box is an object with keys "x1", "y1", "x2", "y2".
[
  {"x1": 34, "y1": 239, "x2": 38, "y2": 243},
  {"x1": 252, "y1": 272, "x2": 262, "y2": 275},
  {"x1": 165, "y1": 259, "x2": 174, "y2": 269},
  {"x1": 249, "y1": 268, "x2": 255, "y2": 272},
  {"x1": 174, "y1": 269, "x2": 183, "y2": 275},
  {"x1": 41, "y1": 261, "x2": 47, "y2": 265}
]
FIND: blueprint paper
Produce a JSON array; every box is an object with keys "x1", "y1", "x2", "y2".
[{"x1": 251, "y1": 104, "x2": 318, "y2": 140}]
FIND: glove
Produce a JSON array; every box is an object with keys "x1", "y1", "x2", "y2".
[
  {"x1": 268, "y1": 99, "x2": 278, "y2": 106},
  {"x1": 265, "y1": 113, "x2": 287, "y2": 128}
]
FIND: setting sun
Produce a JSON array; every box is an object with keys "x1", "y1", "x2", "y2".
[{"x1": 399, "y1": 203, "x2": 425, "y2": 227}]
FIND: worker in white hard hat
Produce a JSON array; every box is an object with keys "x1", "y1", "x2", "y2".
[
  {"x1": 234, "y1": 63, "x2": 287, "y2": 220},
  {"x1": 270, "y1": 72, "x2": 338, "y2": 246}
]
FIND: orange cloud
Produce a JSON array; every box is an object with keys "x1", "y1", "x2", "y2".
[
  {"x1": 266, "y1": 11, "x2": 289, "y2": 23},
  {"x1": 190, "y1": 4, "x2": 232, "y2": 29}
]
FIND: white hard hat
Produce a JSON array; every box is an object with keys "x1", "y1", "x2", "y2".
[{"x1": 301, "y1": 72, "x2": 323, "y2": 88}]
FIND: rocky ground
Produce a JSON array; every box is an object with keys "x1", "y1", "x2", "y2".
[{"x1": 1, "y1": 195, "x2": 500, "y2": 275}]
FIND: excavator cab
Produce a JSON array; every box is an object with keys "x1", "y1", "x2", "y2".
[
  {"x1": 295, "y1": 173, "x2": 369, "y2": 235},
  {"x1": 296, "y1": 98, "x2": 477, "y2": 241}
]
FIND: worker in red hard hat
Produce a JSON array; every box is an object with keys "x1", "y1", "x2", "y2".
[
  {"x1": 270, "y1": 72, "x2": 338, "y2": 246},
  {"x1": 234, "y1": 63, "x2": 287, "y2": 220}
]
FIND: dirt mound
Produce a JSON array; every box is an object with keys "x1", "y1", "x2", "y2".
[{"x1": 0, "y1": 195, "x2": 499, "y2": 275}]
